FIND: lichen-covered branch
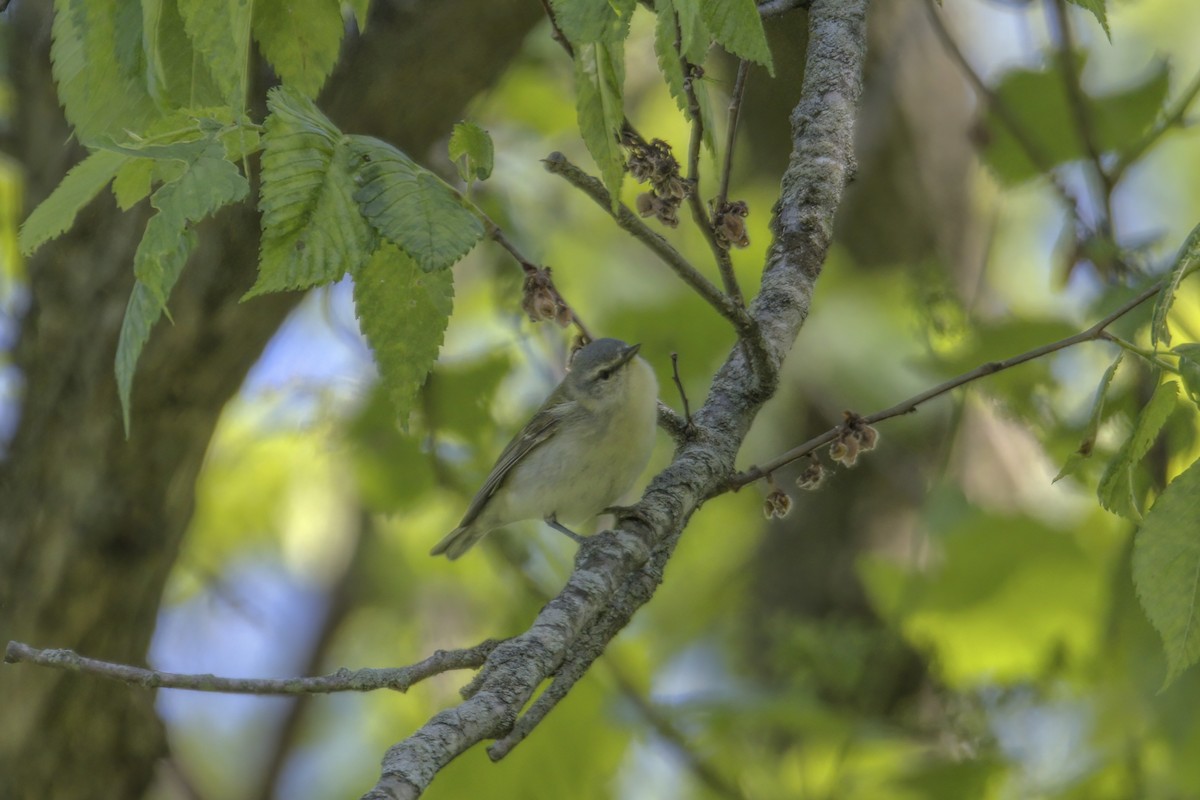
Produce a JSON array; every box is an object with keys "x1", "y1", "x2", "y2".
[{"x1": 361, "y1": 1, "x2": 869, "y2": 796}]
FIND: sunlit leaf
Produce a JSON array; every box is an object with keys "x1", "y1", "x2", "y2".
[
  {"x1": 1132, "y1": 457, "x2": 1200, "y2": 686},
  {"x1": 1176, "y1": 344, "x2": 1200, "y2": 406},
  {"x1": 448, "y1": 121, "x2": 494, "y2": 184},
  {"x1": 1152, "y1": 221, "x2": 1200, "y2": 347},
  {"x1": 697, "y1": 0, "x2": 773, "y2": 75},
  {"x1": 1055, "y1": 352, "x2": 1124, "y2": 483},
  {"x1": 549, "y1": 0, "x2": 635, "y2": 45},
  {"x1": 51, "y1": 0, "x2": 159, "y2": 143},
  {"x1": 177, "y1": 0, "x2": 253, "y2": 107},
  {"x1": 349, "y1": 135, "x2": 483, "y2": 272},
  {"x1": 1098, "y1": 381, "x2": 1179, "y2": 519},
  {"x1": 653, "y1": 0, "x2": 716, "y2": 154},
  {"x1": 574, "y1": 39, "x2": 626, "y2": 208},
  {"x1": 19, "y1": 149, "x2": 127, "y2": 255},
  {"x1": 141, "y1": 0, "x2": 224, "y2": 109},
  {"x1": 353, "y1": 242, "x2": 454, "y2": 426}
]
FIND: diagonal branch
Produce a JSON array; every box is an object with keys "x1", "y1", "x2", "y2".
[
  {"x1": 360, "y1": 2, "x2": 869, "y2": 796},
  {"x1": 729, "y1": 279, "x2": 1164, "y2": 488},
  {"x1": 4, "y1": 639, "x2": 502, "y2": 695}
]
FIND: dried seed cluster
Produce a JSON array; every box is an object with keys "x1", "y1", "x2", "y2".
[
  {"x1": 829, "y1": 411, "x2": 880, "y2": 468},
  {"x1": 795, "y1": 457, "x2": 826, "y2": 491},
  {"x1": 628, "y1": 138, "x2": 691, "y2": 228},
  {"x1": 521, "y1": 267, "x2": 573, "y2": 328},
  {"x1": 712, "y1": 200, "x2": 750, "y2": 249},
  {"x1": 762, "y1": 488, "x2": 793, "y2": 520}
]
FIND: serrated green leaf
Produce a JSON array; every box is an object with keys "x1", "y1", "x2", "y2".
[
  {"x1": 141, "y1": 0, "x2": 224, "y2": 110},
  {"x1": 1054, "y1": 352, "x2": 1124, "y2": 483},
  {"x1": 345, "y1": 0, "x2": 372, "y2": 32},
  {"x1": 116, "y1": 229, "x2": 197, "y2": 436},
  {"x1": 697, "y1": 0, "x2": 773, "y2": 75},
  {"x1": 51, "y1": 0, "x2": 159, "y2": 143},
  {"x1": 1132, "y1": 457, "x2": 1200, "y2": 687},
  {"x1": 1098, "y1": 380, "x2": 1179, "y2": 519},
  {"x1": 653, "y1": 0, "x2": 716, "y2": 155},
  {"x1": 136, "y1": 140, "x2": 248, "y2": 307},
  {"x1": 549, "y1": 0, "x2": 636, "y2": 45},
  {"x1": 673, "y1": 0, "x2": 710, "y2": 63},
  {"x1": 19, "y1": 149, "x2": 127, "y2": 255},
  {"x1": 112, "y1": 159, "x2": 155, "y2": 210},
  {"x1": 353, "y1": 242, "x2": 454, "y2": 426},
  {"x1": 252, "y1": 0, "x2": 344, "y2": 97},
  {"x1": 177, "y1": 0, "x2": 253, "y2": 107},
  {"x1": 448, "y1": 122, "x2": 494, "y2": 184},
  {"x1": 1067, "y1": 0, "x2": 1110, "y2": 41},
  {"x1": 1174, "y1": 343, "x2": 1200, "y2": 405},
  {"x1": 1152, "y1": 222, "x2": 1200, "y2": 347},
  {"x1": 348, "y1": 135, "x2": 484, "y2": 272},
  {"x1": 247, "y1": 87, "x2": 375, "y2": 297},
  {"x1": 984, "y1": 59, "x2": 1169, "y2": 185},
  {"x1": 574, "y1": 40, "x2": 626, "y2": 209}
]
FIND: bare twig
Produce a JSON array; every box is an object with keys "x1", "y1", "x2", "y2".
[
  {"x1": 716, "y1": 61, "x2": 751, "y2": 212},
  {"x1": 538, "y1": 0, "x2": 574, "y2": 58},
  {"x1": 542, "y1": 153, "x2": 766, "y2": 357},
  {"x1": 4, "y1": 639, "x2": 503, "y2": 695},
  {"x1": 1047, "y1": 0, "x2": 1115, "y2": 230},
  {"x1": 675, "y1": 16, "x2": 745, "y2": 307},
  {"x1": 670, "y1": 352, "x2": 693, "y2": 428},
  {"x1": 729, "y1": 280, "x2": 1164, "y2": 489}
]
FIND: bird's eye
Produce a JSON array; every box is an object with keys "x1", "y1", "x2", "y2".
[{"x1": 598, "y1": 368, "x2": 612, "y2": 380}]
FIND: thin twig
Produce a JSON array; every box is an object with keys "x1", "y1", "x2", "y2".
[
  {"x1": 542, "y1": 152, "x2": 765, "y2": 354},
  {"x1": 728, "y1": 280, "x2": 1164, "y2": 490},
  {"x1": 538, "y1": 0, "x2": 575, "y2": 58},
  {"x1": 670, "y1": 352, "x2": 693, "y2": 428},
  {"x1": 675, "y1": 15, "x2": 745, "y2": 306},
  {"x1": 4, "y1": 639, "x2": 503, "y2": 695},
  {"x1": 1047, "y1": 0, "x2": 1115, "y2": 231},
  {"x1": 1112, "y1": 67, "x2": 1200, "y2": 182},
  {"x1": 716, "y1": 61, "x2": 751, "y2": 212}
]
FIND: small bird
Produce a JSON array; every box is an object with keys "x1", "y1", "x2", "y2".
[{"x1": 431, "y1": 338, "x2": 659, "y2": 560}]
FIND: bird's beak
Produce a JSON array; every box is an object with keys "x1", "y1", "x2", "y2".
[{"x1": 616, "y1": 342, "x2": 641, "y2": 368}]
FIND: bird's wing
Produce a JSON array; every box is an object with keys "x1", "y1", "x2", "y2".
[{"x1": 457, "y1": 401, "x2": 571, "y2": 528}]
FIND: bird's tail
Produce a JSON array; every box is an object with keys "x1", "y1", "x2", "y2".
[{"x1": 429, "y1": 524, "x2": 486, "y2": 560}]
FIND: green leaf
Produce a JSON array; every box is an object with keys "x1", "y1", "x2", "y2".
[
  {"x1": 673, "y1": 0, "x2": 710, "y2": 63},
  {"x1": 549, "y1": 0, "x2": 636, "y2": 45},
  {"x1": 252, "y1": 0, "x2": 344, "y2": 97},
  {"x1": 1174, "y1": 344, "x2": 1200, "y2": 406},
  {"x1": 448, "y1": 122, "x2": 494, "y2": 184},
  {"x1": 141, "y1": 0, "x2": 225, "y2": 110},
  {"x1": 51, "y1": 0, "x2": 159, "y2": 143},
  {"x1": 116, "y1": 230, "x2": 197, "y2": 436},
  {"x1": 574, "y1": 40, "x2": 627, "y2": 209},
  {"x1": 348, "y1": 135, "x2": 484, "y2": 272},
  {"x1": 1067, "y1": 0, "x2": 1110, "y2": 41},
  {"x1": 983, "y1": 60, "x2": 1169, "y2": 185},
  {"x1": 353, "y1": 242, "x2": 454, "y2": 426},
  {"x1": 1132, "y1": 457, "x2": 1200, "y2": 687},
  {"x1": 177, "y1": 0, "x2": 253, "y2": 107},
  {"x1": 19, "y1": 149, "x2": 127, "y2": 255},
  {"x1": 1054, "y1": 352, "x2": 1124, "y2": 483},
  {"x1": 653, "y1": 0, "x2": 716, "y2": 154},
  {"x1": 247, "y1": 87, "x2": 376, "y2": 297},
  {"x1": 697, "y1": 0, "x2": 773, "y2": 75},
  {"x1": 1098, "y1": 380, "x2": 1179, "y2": 519},
  {"x1": 1152, "y1": 221, "x2": 1200, "y2": 347}
]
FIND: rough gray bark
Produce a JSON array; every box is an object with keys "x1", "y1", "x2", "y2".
[
  {"x1": 0, "y1": 2, "x2": 540, "y2": 798},
  {"x1": 363, "y1": 1, "x2": 871, "y2": 796}
]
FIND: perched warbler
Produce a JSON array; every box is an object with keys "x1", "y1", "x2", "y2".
[{"x1": 431, "y1": 338, "x2": 659, "y2": 560}]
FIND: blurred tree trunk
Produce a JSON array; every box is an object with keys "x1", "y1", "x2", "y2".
[
  {"x1": 742, "y1": 0, "x2": 982, "y2": 732},
  {"x1": 0, "y1": 2, "x2": 540, "y2": 798}
]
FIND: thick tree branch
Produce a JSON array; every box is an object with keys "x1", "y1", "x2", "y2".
[
  {"x1": 4, "y1": 640, "x2": 501, "y2": 695},
  {"x1": 362, "y1": 2, "x2": 869, "y2": 796}
]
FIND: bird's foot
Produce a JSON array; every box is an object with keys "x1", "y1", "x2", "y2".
[{"x1": 545, "y1": 515, "x2": 586, "y2": 544}]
